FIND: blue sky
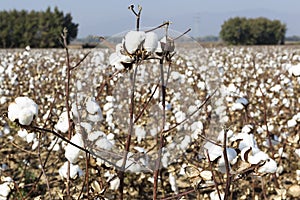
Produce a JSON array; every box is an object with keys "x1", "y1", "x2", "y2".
[{"x1": 1, "y1": 0, "x2": 300, "y2": 37}]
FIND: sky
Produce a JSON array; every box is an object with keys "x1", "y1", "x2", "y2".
[{"x1": 1, "y1": 0, "x2": 300, "y2": 38}]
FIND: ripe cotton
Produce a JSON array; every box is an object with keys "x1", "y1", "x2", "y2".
[
  {"x1": 143, "y1": 32, "x2": 158, "y2": 52},
  {"x1": 124, "y1": 31, "x2": 146, "y2": 54},
  {"x1": 8, "y1": 97, "x2": 38, "y2": 125},
  {"x1": 64, "y1": 133, "x2": 84, "y2": 163}
]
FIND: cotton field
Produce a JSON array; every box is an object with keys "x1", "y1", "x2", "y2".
[{"x1": 0, "y1": 42, "x2": 300, "y2": 199}]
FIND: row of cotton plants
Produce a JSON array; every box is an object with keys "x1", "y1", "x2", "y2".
[{"x1": 0, "y1": 41, "x2": 300, "y2": 199}]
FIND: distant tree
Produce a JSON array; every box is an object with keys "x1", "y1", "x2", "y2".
[
  {"x1": 0, "y1": 7, "x2": 78, "y2": 48},
  {"x1": 220, "y1": 17, "x2": 286, "y2": 45}
]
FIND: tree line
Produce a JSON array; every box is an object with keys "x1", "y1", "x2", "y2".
[
  {"x1": 220, "y1": 17, "x2": 286, "y2": 45},
  {"x1": 0, "y1": 7, "x2": 78, "y2": 48}
]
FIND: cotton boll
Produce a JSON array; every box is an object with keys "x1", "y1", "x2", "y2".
[
  {"x1": 26, "y1": 132, "x2": 36, "y2": 143},
  {"x1": 258, "y1": 158, "x2": 277, "y2": 174},
  {"x1": 124, "y1": 31, "x2": 146, "y2": 54},
  {"x1": 8, "y1": 97, "x2": 38, "y2": 125},
  {"x1": 109, "y1": 53, "x2": 125, "y2": 70},
  {"x1": 241, "y1": 124, "x2": 253, "y2": 134},
  {"x1": 287, "y1": 118, "x2": 297, "y2": 128},
  {"x1": 197, "y1": 81, "x2": 206, "y2": 90},
  {"x1": 231, "y1": 102, "x2": 244, "y2": 111},
  {"x1": 31, "y1": 138, "x2": 39, "y2": 150},
  {"x1": 143, "y1": 32, "x2": 158, "y2": 53},
  {"x1": 175, "y1": 111, "x2": 186, "y2": 124},
  {"x1": 210, "y1": 190, "x2": 224, "y2": 200},
  {"x1": 64, "y1": 133, "x2": 84, "y2": 164},
  {"x1": 0, "y1": 182, "x2": 13, "y2": 198},
  {"x1": 17, "y1": 129, "x2": 28, "y2": 139},
  {"x1": 180, "y1": 135, "x2": 191, "y2": 151},
  {"x1": 87, "y1": 112, "x2": 103, "y2": 122},
  {"x1": 86, "y1": 97, "x2": 101, "y2": 114},
  {"x1": 204, "y1": 142, "x2": 223, "y2": 161},
  {"x1": 169, "y1": 173, "x2": 178, "y2": 194},
  {"x1": 104, "y1": 171, "x2": 120, "y2": 190},
  {"x1": 55, "y1": 111, "x2": 70, "y2": 133},
  {"x1": 288, "y1": 63, "x2": 300, "y2": 76},
  {"x1": 80, "y1": 122, "x2": 92, "y2": 133},
  {"x1": 95, "y1": 137, "x2": 114, "y2": 151},
  {"x1": 59, "y1": 161, "x2": 83, "y2": 179},
  {"x1": 236, "y1": 97, "x2": 249, "y2": 106},
  {"x1": 135, "y1": 125, "x2": 146, "y2": 143},
  {"x1": 218, "y1": 148, "x2": 237, "y2": 166}
]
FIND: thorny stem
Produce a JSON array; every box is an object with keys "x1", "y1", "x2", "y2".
[{"x1": 118, "y1": 66, "x2": 138, "y2": 200}]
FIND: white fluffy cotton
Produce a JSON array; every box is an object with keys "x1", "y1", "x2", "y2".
[
  {"x1": 143, "y1": 32, "x2": 158, "y2": 52},
  {"x1": 124, "y1": 31, "x2": 146, "y2": 54},
  {"x1": 59, "y1": 161, "x2": 83, "y2": 179},
  {"x1": 8, "y1": 97, "x2": 38, "y2": 125},
  {"x1": 55, "y1": 111, "x2": 70, "y2": 133},
  {"x1": 64, "y1": 133, "x2": 84, "y2": 163}
]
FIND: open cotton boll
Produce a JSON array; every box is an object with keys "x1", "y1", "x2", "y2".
[
  {"x1": 104, "y1": 171, "x2": 120, "y2": 190},
  {"x1": 95, "y1": 137, "x2": 114, "y2": 151},
  {"x1": 169, "y1": 173, "x2": 178, "y2": 194},
  {"x1": 59, "y1": 161, "x2": 83, "y2": 179},
  {"x1": 204, "y1": 142, "x2": 223, "y2": 161},
  {"x1": 0, "y1": 182, "x2": 14, "y2": 198},
  {"x1": 86, "y1": 97, "x2": 103, "y2": 122},
  {"x1": 241, "y1": 147, "x2": 269, "y2": 164},
  {"x1": 236, "y1": 97, "x2": 249, "y2": 106},
  {"x1": 231, "y1": 102, "x2": 244, "y2": 111},
  {"x1": 287, "y1": 118, "x2": 297, "y2": 128},
  {"x1": 135, "y1": 125, "x2": 146, "y2": 143},
  {"x1": 65, "y1": 133, "x2": 84, "y2": 164},
  {"x1": 17, "y1": 129, "x2": 28, "y2": 139},
  {"x1": 55, "y1": 111, "x2": 70, "y2": 133},
  {"x1": 26, "y1": 132, "x2": 36, "y2": 143},
  {"x1": 86, "y1": 97, "x2": 101, "y2": 114},
  {"x1": 218, "y1": 147, "x2": 237, "y2": 166},
  {"x1": 210, "y1": 191, "x2": 224, "y2": 200},
  {"x1": 180, "y1": 135, "x2": 191, "y2": 151},
  {"x1": 8, "y1": 97, "x2": 38, "y2": 125},
  {"x1": 288, "y1": 63, "x2": 300, "y2": 76},
  {"x1": 143, "y1": 32, "x2": 158, "y2": 53},
  {"x1": 258, "y1": 158, "x2": 277, "y2": 173},
  {"x1": 124, "y1": 30, "x2": 146, "y2": 54}
]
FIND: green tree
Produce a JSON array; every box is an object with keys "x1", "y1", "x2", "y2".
[
  {"x1": 220, "y1": 17, "x2": 286, "y2": 45},
  {"x1": 0, "y1": 7, "x2": 78, "y2": 48}
]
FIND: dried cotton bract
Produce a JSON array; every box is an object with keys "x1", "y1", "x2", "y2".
[{"x1": 8, "y1": 97, "x2": 38, "y2": 125}]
